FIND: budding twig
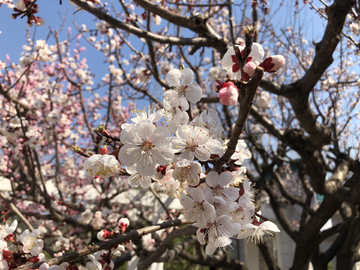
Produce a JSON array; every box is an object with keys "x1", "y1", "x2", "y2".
[{"x1": 213, "y1": 66, "x2": 264, "y2": 172}]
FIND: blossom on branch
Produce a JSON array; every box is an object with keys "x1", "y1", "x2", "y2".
[
  {"x1": 18, "y1": 229, "x2": 44, "y2": 256},
  {"x1": 230, "y1": 140, "x2": 252, "y2": 165},
  {"x1": 217, "y1": 81, "x2": 239, "y2": 106},
  {"x1": 172, "y1": 125, "x2": 223, "y2": 161},
  {"x1": 180, "y1": 187, "x2": 216, "y2": 227},
  {"x1": 165, "y1": 68, "x2": 203, "y2": 104},
  {"x1": 119, "y1": 120, "x2": 174, "y2": 176},
  {"x1": 222, "y1": 43, "x2": 264, "y2": 81},
  {"x1": 83, "y1": 154, "x2": 121, "y2": 179},
  {"x1": 259, "y1": 55, "x2": 285, "y2": 73}
]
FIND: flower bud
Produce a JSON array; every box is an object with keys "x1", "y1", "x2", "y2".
[
  {"x1": 218, "y1": 82, "x2": 239, "y2": 106},
  {"x1": 97, "y1": 230, "x2": 114, "y2": 241},
  {"x1": 4, "y1": 233, "x2": 14, "y2": 242},
  {"x1": 93, "y1": 176, "x2": 104, "y2": 185},
  {"x1": 196, "y1": 228, "x2": 206, "y2": 245},
  {"x1": 259, "y1": 55, "x2": 285, "y2": 73},
  {"x1": 211, "y1": 80, "x2": 223, "y2": 92},
  {"x1": 98, "y1": 146, "x2": 108, "y2": 155},
  {"x1": 118, "y1": 218, "x2": 130, "y2": 233},
  {"x1": 242, "y1": 62, "x2": 256, "y2": 81},
  {"x1": 155, "y1": 165, "x2": 167, "y2": 179}
]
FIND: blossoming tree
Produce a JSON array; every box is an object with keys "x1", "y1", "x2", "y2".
[{"x1": 0, "y1": 0, "x2": 360, "y2": 270}]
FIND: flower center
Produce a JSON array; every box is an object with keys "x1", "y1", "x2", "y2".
[
  {"x1": 185, "y1": 140, "x2": 198, "y2": 152},
  {"x1": 141, "y1": 140, "x2": 153, "y2": 152},
  {"x1": 212, "y1": 185, "x2": 223, "y2": 197},
  {"x1": 177, "y1": 85, "x2": 187, "y2": 96}
]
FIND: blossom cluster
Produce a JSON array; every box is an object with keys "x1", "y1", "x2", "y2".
[
  {"x1": 0, "y1": 31, "x2": 129, "y2": 269},
  {"x1": 212, "y1": 42, "x2": 284, "y2": 106},
  {"x1": 0, "y1": 220, "x2": 45, "y2": 269},
  {"x1": 0, "y1": 28, "x2": 283, "y2": 267},
  {"x1": 37, "y1": 218, "x2": 130, "y2": 269},
  {"x1": 82, "y1": 41, "x2": 282, "y2": 255},
  {"x1": 11, "y1": 0, "x2": 45, "y2": 27}
]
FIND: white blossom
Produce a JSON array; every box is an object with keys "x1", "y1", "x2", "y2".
[
  {"x1": 142, "y1": 233, "x2": 156, "y2": 251},
  {"x1": 229, "y1": 196, "x2": 255, "y2": 225},
  {"x1": 190, "y1": 108, "x2": 224, "y2": 141},
  {"x1": 53, "y1": 236, "x2": 70, "y2": 252},
  {"x1": 256, "y1": 91, "x2": 272, "y2": 108},
  {"x1": 180, "y1": 188, "x2": 215, "y2": 227},
  {"x1": 119, "y1": 120, "x2": 174, "y2": 176},
  {"x1": 163, "y1": 91, "x2": 189, "y2": 132},
  {"x1": 126, "y1": 166, "x2": 153, "y2": 188},
  {"x1": 230, "y1": 140, "x2": 252, "y2": 165},
  {"x1": 18, "y1": 229, "x2": 44, "y2": 256},
  {"x1": 173, "y1": 159, "x2": 202, "y2": 186},
  {"x1": 78, "y1": 209, "x2": 93, "y2": 225},
  {"x1": 203, "y1": 171, "x2": 239, "y2": 202},
  {"x1": 205, "y1": 215, "x2": 237, "y2": 255},
  {"x1": 165, "y1": 68, "x2": 202, "y2": 104},
  {"x1": 122, "y1": 107, "x2": 164, "y2": 130},
  {"x1": 237, "y1": 221, "x2": 280, "y2": 244},
  {"x1": 172, "y1": 125, "x2": 223, "y2": 161},
  {"x1": 153, "y1": 170, "x2": 180, "y2": 198},
  {"x1": 0, "y1": 219, "x2": 17, "y2": 238},
  {"x1": 83, "y1": 154, "x2": 121, "y2": 178}
]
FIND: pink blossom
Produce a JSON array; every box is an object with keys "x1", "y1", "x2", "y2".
[
  {"x1": 217, "y1": 82, "x2": 239, "y2": 106},
  {"x1": 242, "y1": 62, "x2": 257, "y2": 81}
]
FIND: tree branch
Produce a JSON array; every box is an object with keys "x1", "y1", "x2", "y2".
[
  {"x1": 70, "y1": 0, "x2": 223, "y2": 48},
  {"x1": 213, "y1": 66, "x2": 264, "y2": 172},
  {"x1": 179, "y1": 249, "x2": 248, "y2": 270},
  {"x1": 138, "y1": 226, "x2": 197, "y2": 270},
  {"x1": 15, "y1": 219, "x2": 191, "y2": 270}
]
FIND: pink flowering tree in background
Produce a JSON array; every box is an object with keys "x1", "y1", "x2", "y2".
[{"x1": 0, "y1": 0, "x2": 359, "y2": 270}]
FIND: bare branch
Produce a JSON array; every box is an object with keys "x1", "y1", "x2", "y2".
[
  {"x1": 0, "y1": 192, "x2": 34, "y2": 231},
  {"x1": 138, "y1": 226, "x2": 197, "y2": 270},
  {"x1": 70, "y1": 0, "x2": 223, "y2": 49},
  {"x1": 15, "y1": 219, "x2": 191, "y2": 270}
]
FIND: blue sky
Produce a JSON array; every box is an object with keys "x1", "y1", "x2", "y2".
[
  {"x1": 0, "y1": 1, "x2": 327, "y2": 68},
  {"x1": 0, "y1": 0, "x2": 330, "y2": 109},
  {"x1": 0, "y1": 1, "x2": 108, "y2": 76}
]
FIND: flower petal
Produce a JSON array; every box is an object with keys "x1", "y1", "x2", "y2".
[
  {"x1": 181, "y1": 68, "x2": 194, "y2": 85},
  {"x1": 119, "y1": 145, "x2": 142, "y2": 166},
  {"x1": 218, "y1": 171, "x2": 232, "y2": 187},
  {"x1": 136, "y1": 153, "x2": 156, "y2": 176},
  {"x1": 165, "y1": 69, "x2": 181, "y2": 86},
  {"x1": 206, "y1": 171, "x2": 219, "y2": 188},
  {"x1": 152, "y1": 146, "x2": 174, "y2": 165},
  {"x1": 205, "y1": 243, "x2": 217, "y2": 255},
  {"x1": 189, "y1": 187, "x2": 205, "y2": 202},
  {"x1": 185, "y1": 83, "x2": 202, "y2": 103},
  {"x1": 194, "y1": 146, "x2": 211, "y2": 161}
]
